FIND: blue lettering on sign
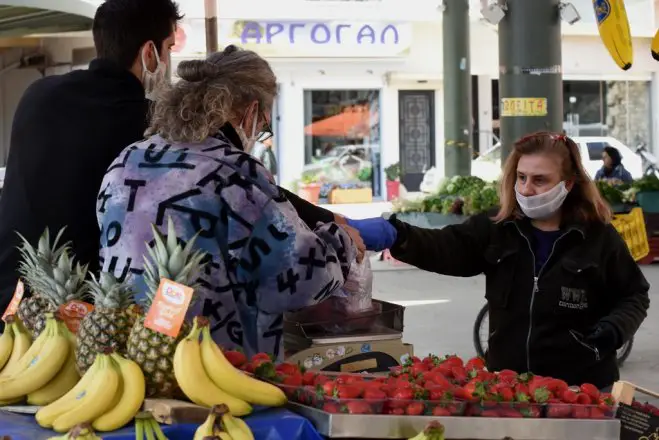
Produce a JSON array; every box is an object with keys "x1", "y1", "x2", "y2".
[
  {"x1": 593, "y1": 0, "x2": 611, "y2": 24},
  {"x1": 240, "y1": 21, "x2": 400, "y2": 45}
]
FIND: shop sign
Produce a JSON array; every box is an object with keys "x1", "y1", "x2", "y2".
[
  {"x1": 500, "y1": 97, "x2": 548, "y2": 117},
  {"x1": 173, "y1": 19, "x2": 412, "y2": 58}
]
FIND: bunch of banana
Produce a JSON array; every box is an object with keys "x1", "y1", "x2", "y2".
[
  {"x1": 408, "y1": 421, "x2": 446, "y2": 440},
  {"x1": 0, "y1": 316, "x2": 16, "y2": 370},
  {"x1": 47, "y1": 423, "x2": 103, "y2": 440},
  {"x1": 592, "y1": 0, "x2": 633, "y2": 70},
  {"x1": 173, "y1": 317, "x2": 252, "y2": 416},
  {"x1": 174, "y1": 316, "x2": 285, "y2": 414},
  {"x1": 36, "y1": 349, "x2": 146, "y2": 433},
  {"x1": 0, "y1": 315, "x2": 33, "y2": 376},
  {"x1": 0, "y1": 313, "x2": 70, "y2": 403},
  {"x1": 194, "y1": 405, "x2": 254, "y2": 440},
  {"x1": 135, "y1": 411, "x2": 168, "y2": 440}
]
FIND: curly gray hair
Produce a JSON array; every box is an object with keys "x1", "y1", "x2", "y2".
[{"x1": 146, "y1": 45, "x2": 277, "y2": 143}]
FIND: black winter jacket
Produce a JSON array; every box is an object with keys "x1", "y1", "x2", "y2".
[{"x1": 389, "y1": 214, "x2": 650, "y2": 389}]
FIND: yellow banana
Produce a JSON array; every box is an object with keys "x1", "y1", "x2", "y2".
[
  {"x1": 51, "y1": 354, "x2": 121, "y2": 433},
  {"x1": 220, "y1": 412, "x2": 253, "y2": 440},
  {"x1": 0, "y1": 320, "x2": 14, "y2": 370},
  {"x1": 1, "y1": 317, "x2": 35, "y2": 378},
  {"x1": 174, "y1": 319, "x2": 251, "y2": 416},
  {"x1": 195, "y1": 406, "x2": 231, "y2": 440},
  {"x1": 36, "y1": 355, "x2": 101, "y2": 428},
  {"x1": 0, "y1": 316, "x2": 70, "y2": 400},
  {"x1": 47, "y1": 422, "x2": 102, "y2": 440},
  {"x1": 28, "y1": 337, "x2": 80, "y2": 406},
  {"x1": 231, "y1": 418, "x2": 254, "y2": 440},
  {"x1": 651, "y1": 28, "x2": 659, "y2": 60},
  {"x1": 593, "y1": 0, "x2": 633, "y2": 70},
  {"x1": 92, "y1": 353, "x2": 146, "y2": 432},
  {"x1": 200, "y1": 325, "x2": 286, "y2": 407}
]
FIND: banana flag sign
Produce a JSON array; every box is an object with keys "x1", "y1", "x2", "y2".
[
  {"x1": 501, "y1": 98, "x2": 548, "y2": 118},
  {"x1": 593, "y1": 0, "x2": 633, "y2": 70}
]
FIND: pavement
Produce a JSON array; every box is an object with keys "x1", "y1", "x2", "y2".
[{"x1": 371, "y1": 263, "x2": 659, "y2": 400}]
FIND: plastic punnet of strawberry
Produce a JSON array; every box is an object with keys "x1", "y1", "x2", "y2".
[{"x1": 546, "y1": 385, "x2": 616, "y2": 419}]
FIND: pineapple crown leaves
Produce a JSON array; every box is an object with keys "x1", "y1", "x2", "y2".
[
  {"x1": 16, "y1": 226, "x2": 70, "y2": 266},
  {"x1": 86, "y1": 272, "x2": 135, "y2": 309},
  {"x1": 141, "y1": 217, "x2": 209, "y2": 308}
]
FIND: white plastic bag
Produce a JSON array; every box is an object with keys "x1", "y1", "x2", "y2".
[{"x1": 337, "y1": 257, "x2": 374, "y2": 314}]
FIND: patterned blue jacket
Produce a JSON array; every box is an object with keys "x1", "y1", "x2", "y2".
[{"x1": 97, "y1": 129, "x2": 355, "y2": 358}]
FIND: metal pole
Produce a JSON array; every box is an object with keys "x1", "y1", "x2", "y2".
[
  {"x1": 443, "y1": 0, "x2": 473, "y2": 177},
  {"x1": 498, "y1": 0, "x2": 563, "y2": 163},
  {"x1": 205, "y1": 0, "x2": 219, "y2": 54}
]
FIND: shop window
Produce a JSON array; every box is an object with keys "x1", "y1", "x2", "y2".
[{"x1": 303, "y1": 90, "x2": 381, "y2": 199}]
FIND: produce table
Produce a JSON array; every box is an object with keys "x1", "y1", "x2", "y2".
[{"x1": 0, "y1": 408, "x2": 323, "y2": 440}]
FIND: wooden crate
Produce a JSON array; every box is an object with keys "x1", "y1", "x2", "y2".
[
  {"x1": 637, "y1": 237, "x2": 659, "y2": 264},
  {"x1": 328, "y1": 188, "x2": 373, "y2": 204}
]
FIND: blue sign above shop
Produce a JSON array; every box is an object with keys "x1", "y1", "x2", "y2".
[{"x1": 240, "y1": 21, "x2": 403, "y2": 46}]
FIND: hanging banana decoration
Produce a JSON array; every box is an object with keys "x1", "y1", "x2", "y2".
[
  {"x1": 592, "y1": 0, "x2": 633, "y2": 70},
  {"x1": 651, "y1": 29, "x2": 659, "y2": 60}
]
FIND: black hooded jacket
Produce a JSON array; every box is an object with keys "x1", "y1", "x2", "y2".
[{"x1": 389, "y1": 213, "x2": 650, "y2": 388}]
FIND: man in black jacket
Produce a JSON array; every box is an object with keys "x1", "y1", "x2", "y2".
[{"x1": 0, "y1": 0, "x2": 183, "y2": 323}]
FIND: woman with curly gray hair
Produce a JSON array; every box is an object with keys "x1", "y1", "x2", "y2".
[{"x1": 96, "y1": 45, "x2": 357, "y2": 358}]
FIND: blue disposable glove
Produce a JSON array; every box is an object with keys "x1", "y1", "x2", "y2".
[{"x1": 345, "y1": 217, "x2": 398, "y2": 252}]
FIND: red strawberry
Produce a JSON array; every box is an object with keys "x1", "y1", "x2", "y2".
[
  {"x1": 432, "y1": 406, "x2": 451, "y2": 416},
  {"x1": 313, "y1": 374, "x2": 330, "y2": 386},
  {"x1": 562, "y1": 390, "x2": 578, "y2": 404},
  {"x1": 499, "y1": 408, "x2": 523, "y2": 418},
  {"x1": 406, "y1": 401, "x2": 426, "y2": 416},
  {"x1": 481, "y1": 410, "x2": 500, "y2": 417},
  {"x1": 391, "y1": 387, "x2": 414, "y2": 401},
  {"x1": 532, "y1": 386, "x2": 551, "y2": 403},
  {"x1": 252, "y1": 352, "x2": 272, "y2": 362},
  {"x1": 451, "y1": 366, "x2": 468, "y2": 384},
  {"x1": 321, "y1": 380, "x2": 336, "y2": 396},
  {"x1": 466, "y1": 356, "x2": 486, "y2": 370},
  {"x1": 547, "y1": 404, "x2": 572, "y2": 418},
  {"x1": 573, "y1": 405, "x2": 590, "y2": 419},
  {"x1": 336, "y1": 374, "x2": 362, "y2": 385},
  {"x1": 223, "y1": 350, "x2": 247, "y2": 368},
  {"x1": 409, "y1": 363, "x2": 429, "y2": 378},
  {"x1": 590, "y1": 407, "x2": 607, "y2": 419},
  {"x1": 336, "y1": 384, "x2": 363, "y2": 399},
  {"x1": 281, "y1": 374, "x2": 303, "y2": 387},
  {"x1": 364, "y1": 388, "x2": 387, "y2": 400},
  {"x1": 301, "y1": 371, "x2": 316, "y2": 386},
  {"x1": 275, "y1": 362, "x2": 299, "y2": 375},
  {"x1": 547, "y1": 379, "x2": 569, "y2": 396},
  {"x1": 498, "y1": 387, "x2": 515, "y2": 402},
  {"x1": 576, "y1": 393, "x2": 592, "y2": 405},
  {"x1": 388, "y1": 407, "x2": 405, "y2": 415},
  {"x1": 580, "y1": 383, "x2": 600, "y2": 402},
  {"x1": 343, "y1": 401, "x2": 372, "y2": 414},
  {"x1": 322, "y1": 402, "x2": 340, "y2": 413}
]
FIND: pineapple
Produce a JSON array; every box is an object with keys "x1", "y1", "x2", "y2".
[
  {"x1": 126, "y1": 217, "x2": 207, "y2": 398},
  {"x1": 16, "y1": 227, "x2": 72, "y2": 337},
  {"x1": 75, "y1": 272, "x2": 136, "y2": 374}
]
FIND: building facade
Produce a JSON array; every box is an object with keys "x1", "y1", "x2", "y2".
[{"x1": 1, "y1": 0, "x2": 659, "y2": 201}]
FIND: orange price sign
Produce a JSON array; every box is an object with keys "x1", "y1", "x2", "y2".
[
  {"x1": 2, "y1": 280, "x2": 25, "y2": 322},
  {"x1": 59, "y1": 300, "x2": 95, "y2": 334},
  {"x1": 144, "y1": 279, "x2": 194, "y2": 338}
]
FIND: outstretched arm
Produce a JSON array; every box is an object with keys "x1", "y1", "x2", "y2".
[{"x1": 236, "y1": 197, "x2": 356, "y2": 315}]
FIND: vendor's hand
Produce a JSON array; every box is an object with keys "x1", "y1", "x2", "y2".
[
  {"x1": 583, "y1": 322, "x2": 620, "y2": 354},
  {"x1": 345, "y1": 217, "x2": 397, "y2": 252},
  {"x1": 340, "y1": 224, "x2": 365, "y2": 263}
]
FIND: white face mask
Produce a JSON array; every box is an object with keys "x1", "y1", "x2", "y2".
[
  {"x1": 515, "y1": 181, "x2": 569, "y2": 220},
  {"x1": 236, "y1": 107, "x2": 259, "y2": 153},
  {"x1": 141, "y1": 43, "x2": 167, "y2": 101}
]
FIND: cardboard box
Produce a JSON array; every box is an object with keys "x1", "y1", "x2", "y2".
[
  {"x1": 328, "y1": 188, "x2": 373, "y2": 204},
  {"x1": 285, "y1": 335, "x2": 413, "y2": 373},
  {"x1": 612, "y1": 380, "x2": 659, "y2": 440}
]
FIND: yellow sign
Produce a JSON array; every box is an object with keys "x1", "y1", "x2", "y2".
[{"x1": 501, "y1": 98, "x2": 548, "y2": 117}]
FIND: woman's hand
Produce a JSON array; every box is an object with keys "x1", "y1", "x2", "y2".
[
  {"x1": 345, "y1": 217, "x2": 397, "y2": 252},
  {"x1": 340, "y1": 224, "x2": 365, "y2": 263}
]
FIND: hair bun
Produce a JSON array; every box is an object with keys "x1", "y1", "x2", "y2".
[
  {"x1": 177, "y1": 59, "x2": 220, "y2": 82},
  {"x1": 223, "y1": 44, "x2": 239, "y2": 55}
]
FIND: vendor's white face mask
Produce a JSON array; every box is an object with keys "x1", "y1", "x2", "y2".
[
  {"x1": 141, "y1": 42, "x2": 167, "y2": 101},
  {"x1": 515, "y1": 181, "x2": 569, "y2": 219}
]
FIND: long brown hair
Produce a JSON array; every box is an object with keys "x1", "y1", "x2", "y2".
[{"x1": 493, "y1": 132, "x2": 612, "y2": 224}]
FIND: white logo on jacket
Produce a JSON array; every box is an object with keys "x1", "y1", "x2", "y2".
[{"x1": 559, "y1": 287, "x2": 588, "y2": 310}]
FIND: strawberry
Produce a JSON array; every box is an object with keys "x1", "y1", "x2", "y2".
[
  {"x1": 388, "y1": 407, "x2": 405, "y2": 415},
  {"x1": 343, "y1": 401, "x2": 372, "y2": 414},
  {"x1": 432, "y1": 406, "x2": 451, "y2": 416},
  {"x1": 520, "y1": 405, "x2": 542, "y2": 418},
  {"x1": 336, "y1": 384, "x2": 363, "y2": 399},
  {"x1": 321, "y1": 380, "x2": 336, "y2": 396},
  {"x1": 590, "y1": 407, "x2": 607, "y2": 419},
  {"x1": 281, "y1": 374, "x2": 303, "y2": 387},
  {"x1": 561, "y1": 390, "x2": 578, "y2": 404},
  {"x1": 579, "y1": 383, "x2": 600, "y2": 402},
  {"x1": 364, "y1": 388, "x2": 387, "y2": 400},
  {"x1": 481, "y1": 410, "x2": 500, "y2": 417},
  {"x1": 547, "y1": 404, "x2": 572, "y2": 419},
  {"x1": 573, "y1": 405, "x2": 590, "y2": 419},
  {"x1": 409, "y1": 363, "x2": 429, "y2": 378},
  {"x1": 451, "y1": 366, "x2": 468, "y2": 384},
  {"x1": 275, "y1": 362, "x2": 299, "y2": 376},
  {"x1": 252, "y1": 359, "x2": 276, "y2": 380},
  {"x1": 547, "y1": 379, "x2": 569, "y2": 396},
  {"x1": 498, "y1": 387, "x2": 515, "y2": 402},
  {"x1": 301, "y1": 371, "x2": 317, "y2": 386},
  {"x1": 465, "y1": 356, "x2": 486, "y2": 371},
  {"x1": 406, "y1": 401, "x2": 426, "y2": 416},
  {"x1": 313, "y1": 374, "x2": 330, "y2": 386},
  {"x1": 532, "y1": 386, "x2": 551, "y2": 403},
  {"x1": 576, "y1": 393, "x2": 592, "y2": 405},
  {"x1": 336, "y1": 374, "x2": 362, "y2": 385},
  {"x1": 322, "y1": 402, "x2": 340, "y2": 413},
  {"x1": 223, "y1": 350, "x2": 247, "y2": 368},
  {"x1": 499, "y1": 408, "x2": 523, "y2": 418},
  {"x1": 252, "y1": 352, "x2": 272, "y2": 362}
]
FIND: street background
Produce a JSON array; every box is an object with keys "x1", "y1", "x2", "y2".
[{"x1": 371, "y1": 262, "x2": 659, "y2": 395}]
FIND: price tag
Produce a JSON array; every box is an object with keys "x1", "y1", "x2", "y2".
[
  {"x1": 2, "y1": 280, "x2": 25, "y2": 322},
  {"x1": 58, "y1": 300, "x2": 95, "y2": 333},
  {"x1": 144, "y1": 279, "x2": 194, "y2": 338}
]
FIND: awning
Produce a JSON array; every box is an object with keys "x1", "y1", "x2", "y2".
[
  {"x1": 304, "y1": 106, "x2": 376, "y2": 138},
  {"x1": 0, "y1": 0, "x2": 96, "y2": 38}
]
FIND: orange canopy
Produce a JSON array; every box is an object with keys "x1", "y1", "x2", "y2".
[{"x1": 305, "y1": 106, "x2": 375, "y2": 138}]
